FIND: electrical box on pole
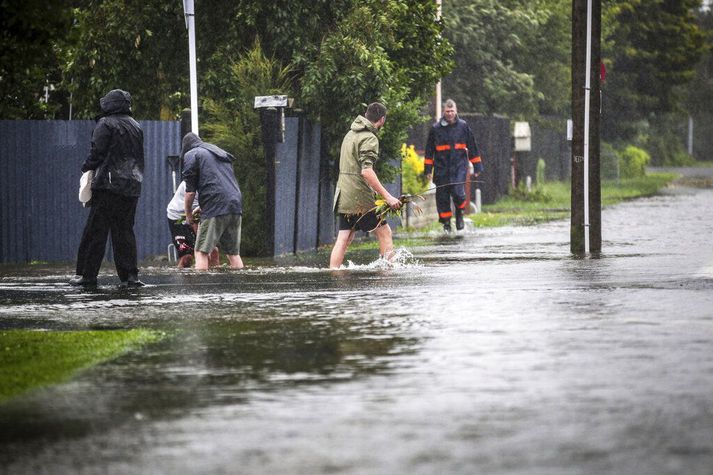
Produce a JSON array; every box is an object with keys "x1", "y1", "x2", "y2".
[{"x1": 571, "y1": 0, "x2": 602, "y2": 255}]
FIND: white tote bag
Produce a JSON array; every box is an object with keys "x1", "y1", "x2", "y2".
[{"x1": 78, "y1": 170, "x2": 94, "y2": 207}]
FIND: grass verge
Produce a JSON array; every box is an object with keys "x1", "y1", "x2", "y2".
[
  {"x1": 0, "y1": 329, "x2": 163, "y2": 403},
  {"x1": 319, "y1": 172, "x2": 678, "y2": 253}
]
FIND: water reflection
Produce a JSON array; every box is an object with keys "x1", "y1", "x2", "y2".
[{"x1": 1, "y1": 183, "x2": 713, "y2": 474}]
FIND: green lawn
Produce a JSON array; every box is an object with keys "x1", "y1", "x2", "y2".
[
  {"x1": 0, "y1": 329, "x2": 163, "y2": 403},
  {"x1": 392, "y1": 172, "x2": 678, "y2": 239},
  {"x1": 471, "y1": 172, "x2": 677, "y2": 228}
]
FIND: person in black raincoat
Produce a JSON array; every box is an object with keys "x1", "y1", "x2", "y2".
[
  {"x1": 424, "y1": 99, "x2": 483, "y2": 232},
  {"x1": 69, "y1": 89, "x2": 144, "y2": 287}
]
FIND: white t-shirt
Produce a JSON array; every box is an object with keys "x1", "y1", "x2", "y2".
[{"x1": 166, "y1": 181, "x2": 199, "y2": 220}]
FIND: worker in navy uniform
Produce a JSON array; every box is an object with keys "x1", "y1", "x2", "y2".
[{"x1": 424, "y1": 99, "x2": 483, "y2": 232}]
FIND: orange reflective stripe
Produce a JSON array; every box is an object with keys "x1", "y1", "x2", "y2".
[
  {"x1": 439, "y1": 211, "x2": 453, "y2": 219},
  {"x1": 469, "y1": 155, "x2": 482, "y2": 163},
  {"x1": 454, "y1": 143, "x2": 467, "y2": 150},
  {"x1": 457, "y1": 199, "x2": 467, "y2": 209},
  {"x1": 435, "y1": 144, "x2": 451, "y2": 151},
  {"x1": 424, "y1": 158, "x2": 434, "y2": 165}
]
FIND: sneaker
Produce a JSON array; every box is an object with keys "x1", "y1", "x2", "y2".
[
  {"x1": 69, "y1": 275, "x2": 97, "y2": 287},
  {"x1": 443, "y1": 222, "x2": 452, "y2": 233},
  {"x1": 455, "y1": 210, "x2": 465, "y2": 230}
]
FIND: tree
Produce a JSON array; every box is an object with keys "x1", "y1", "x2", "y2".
[
  {"x1": 62, "y1": 1, "x2": 187, "y2": 119},
  {"x1": 602, "y1": 0, "x2": 705, "y2": 146},
  {"x1": 299, "y1": 0, "x2": 453, "y2": 182},
  {"x1": 0, "y1": 0, "x2": 73, "y2": 119},
  {"x1": 442, "y1": 0, "x2": 546, "y2": 117},
  {"x1": 201, "y1": 42, "x2": 293, "y2": 256}
]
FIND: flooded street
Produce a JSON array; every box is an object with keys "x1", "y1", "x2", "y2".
[{"x1": 1, "y1": 180, "x2": 713, "y2": 474}]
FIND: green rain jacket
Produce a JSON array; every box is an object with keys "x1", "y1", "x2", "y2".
[{"x1": 333, "y1": 115, "x2": 380, "y2": 215}]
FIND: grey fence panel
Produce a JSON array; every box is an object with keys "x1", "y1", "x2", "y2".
[
  {"x1": 29, "y1": 121, "x2": 95, "y2": 262},
  {"x1": 295, "y1": 118, "x2": 321, "y2": 253},
  {"x1": 0, "y1": 121, "x2": 30, "y2": 262},
  {"x1": 0, "y1": 120, "x2": 180, "y2": 264},
  {"x1": 466, "y1": 115, "x2": 511, "y2": 205},
  {"x1": 318, "y1": 139, "x2": 335, "y2": 247},
  {"x1": 530, "y1": 122, "x2": 571, "y2": 182},
  {"x1": 136, "y1": 120, "x2": 182, "y2": 259},
  {"x1": 274, "y1": 118, "x2": 299, "y2": 255}
]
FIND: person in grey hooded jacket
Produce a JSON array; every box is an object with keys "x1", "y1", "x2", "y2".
[
  {"x1": 181, "y1": 132, "x2": 244, "y2": 270},
  {"x1": 70, "y1": 89, "x2": 144, "y2": 287}
]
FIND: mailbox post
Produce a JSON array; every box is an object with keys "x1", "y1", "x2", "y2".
[
  {"x1": 512, "y1": 121, "x2": 532, "y2": 188},
  {"x1": 254, "y1": 95, "x2": 293, "y2": 255}
]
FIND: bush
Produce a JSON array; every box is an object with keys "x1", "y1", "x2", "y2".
[
  {"x1": 509, "y1": 181, "x2": 552, "y2": 203},
  {"x1": 535, "y1": 158, "x2": 546, "y2": 184},
  {"x1": 202, "y1": 42, "x2": 293, "y2": 256},
  {"x1": 401, "y1": 144, "x2": 429, "y2": 195},
  {"x1": 600, "y1": 141, "x2": 621, "y2": 179},
  {"x1": 619, "y1": 145, "x2": 650, "y2": 178}
]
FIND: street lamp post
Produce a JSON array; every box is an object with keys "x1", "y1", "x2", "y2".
[{"x1": 182, "y1": 0, "x2": 199, "y2": 134}]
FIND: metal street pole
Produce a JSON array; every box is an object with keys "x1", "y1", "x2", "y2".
[
  {"x1": 183, "y1": 0, "x2": 199, "y2": 134},
  {"x1": 435, "y1": 0, "x2": 442, "y2": 121}
]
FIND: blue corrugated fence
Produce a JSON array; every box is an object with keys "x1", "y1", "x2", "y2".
[{"x1": 0, "y1": 120, "x2": 180, "y2": 264}]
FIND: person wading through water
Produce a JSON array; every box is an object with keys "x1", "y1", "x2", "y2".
[
  {"x1": 330, "y1": 102, "x2": 401, "y2": 268},
  {"x1": 424, "y1": 99, "x2": 483, "y2": 232}
]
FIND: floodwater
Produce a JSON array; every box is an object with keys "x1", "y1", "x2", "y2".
[{"x1": 1, "y1": 176, "x2": 712, "y2": 475}]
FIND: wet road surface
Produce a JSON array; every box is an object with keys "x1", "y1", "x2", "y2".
[{"x1": 1, "y1": 177, "x2": 712, "y2": 474}]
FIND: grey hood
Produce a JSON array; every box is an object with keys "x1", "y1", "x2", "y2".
[{"x1": 181, "y1": 132, "x2": 235, "y2": 163}]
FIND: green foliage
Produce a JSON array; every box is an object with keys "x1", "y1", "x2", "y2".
[
  {"x1": 644, "y1": 119, "x2": 695, "y2": 166},
  {"x1": 299, "y1": 1, "x2": 453, "y2": 183},
  {"x1": 509, "y1": 182, "x2": 553, "y2": 203},
  {"x1": 202, "y1": 42, "x2": 293, "y2": 257},
  {"x1": 61, "y1": 1, "x2": 187, "y2": 119},
  {"x1": 600, "y1": 141, "x2": 621, "y2": 180},
  {"x1": 0, "y1": 0, "x2": 74, "y2": 119},
  {"x1": 602, "y1": 0, "x2": 705, "y2": 142},
  {"x1": 535, "y1": 158, "x2": 546, "y2": 184},
  {"x1": 401, "y1": 144, "x2": 429, "y2": 195},
  {"x1": 0, "y1": 329, "x2": 162, "y2": 402},
  {"x1": 442, "y1": 0, "x2": 569, "y2": 118},
  {"x1": 602, "y1": 142, "x2": 653, "y2": 179},
  {"x1": 619, "y1": 145, "x2": 651, "y2": 178}
]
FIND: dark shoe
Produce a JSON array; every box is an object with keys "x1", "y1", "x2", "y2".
[
  {"x1": 119, "y1": 274, "x2": 145, "y2": 288},
  {"x1": 69, "y1": 275, "x2": 97, "y2": 287},
  {"x1": 455, "y1": 210, "x2": 465, "y2": 230},
  {"x1": 443, "y1": 222, "x2": 452, "y2": 233}
]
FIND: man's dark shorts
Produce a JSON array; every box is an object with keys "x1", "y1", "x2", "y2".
[{"x1": 338, "y1": 211, "x2": 387, "y2": 233}]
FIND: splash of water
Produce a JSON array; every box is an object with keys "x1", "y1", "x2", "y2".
[{"x1": 343, "y1": 247, "x2": 421, "y2": 270}]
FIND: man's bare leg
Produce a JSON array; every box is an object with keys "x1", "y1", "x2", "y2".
[
  {"x1": 373, "y1": 224, "x2": 395, "y2": 262},
  {"x1": 208, "y1": 248, "x2": 220, "y2": 267},
  {"x1": 177, "y1": 254, "x2": 193, "y2": 268},
  {"x1": 227, "y1": 254, "x2": 244, "y2": 269},
  {"x1": 330, "y1": 230, "x2": 355, "y2": 269},
  {"x1": 194, "y1": 250, "x2": 210, "y2": 270}
]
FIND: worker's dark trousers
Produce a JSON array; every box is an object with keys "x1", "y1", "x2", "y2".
[
  {"x1": 77, "y1": 190, "x2": 139, "y2": 282},
  {"x1": 435, "y1": 184, "x2": 467, "y2": 223}
]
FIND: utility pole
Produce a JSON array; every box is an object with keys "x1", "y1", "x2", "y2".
[{"x1": 571, "y1": 0, "x2": 601, "y2": 255}]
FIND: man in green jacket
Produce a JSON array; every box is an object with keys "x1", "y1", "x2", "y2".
[{"x1": 329, "y1": 102, "x2": 401, "y2": 268}]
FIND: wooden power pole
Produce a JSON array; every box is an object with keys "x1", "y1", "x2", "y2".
[{"x1": 571, "y1": 0, "x2": 602, "y2": 255}]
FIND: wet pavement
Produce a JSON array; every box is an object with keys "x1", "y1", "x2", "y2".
[{"x1": 1, "y1": 171, "x2": 712, "y2": 474}]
